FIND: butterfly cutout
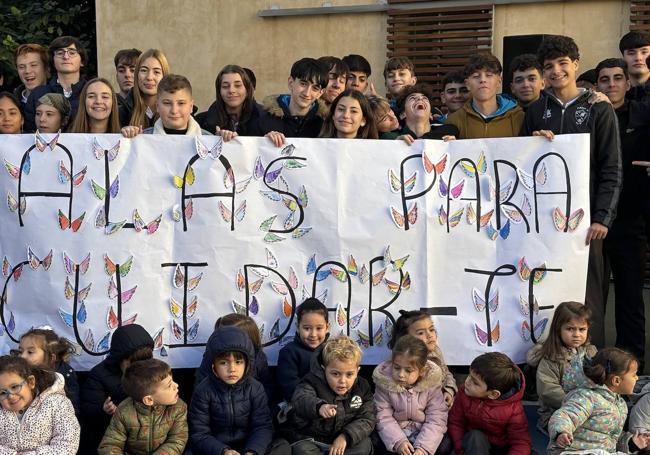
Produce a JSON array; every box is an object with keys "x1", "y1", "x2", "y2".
[
  {"x1": 422, "y1": 151, "x2": 448, "y2": 175},
  {"x1": 35, "y1": 131, "x2": 60, "y2": 152},
  {"x1": 107, "y1": 306, "x2": 119, "y2": 330},
  {"x1": 174, "y1": 166, "x2": 195, "y2": 188},
  {"x1": 390, "y1": 203, "x2": 417, "y2": 229},
  {"x1": 474, "y1": 322, "x2": 500, "y2": 346},
  {"x1": 553, "y1": 207, "x2": 585, "y2": 232},
  {"x1": 4, "y1": 159, "x2": 19, "y2": 179},
  {"x1": 133, "y1": 210, "x2": 162, "y2": 234},
  {"x1": 460, "y1": 153, "x2": 487, "y2": 176},
  {"x1": 104, "y1": 254, "x2": 133, "y2": 277},
  {"x1": 283, "y1": 297, "x2": 292, "y2": 317},
  {"x1": 519, "y1": 295, "x2": 540, "y2": 316},
  {"x1": 348, "y1": 256, "x2": 358, "y2": 276},
  {"x1": 485, "y1": 220, "x2": 511, "y2": 240},
  {"x1": 357, "y1": 330, "x2": 370, "y2": 348},
  {"x1": 7, "y1": 192, "x2": 26, "y2": 214},
  {"x1": 358, "y1": 264, "x2": 369, "y2": 284},
  {"x1": 219, "y1": 200, "x2": 246, "y2": 223},
  {"x1": 521, "y1": 318, "x2": 548, "y2": 342},
  {"x1": 98, "y1": 332, "x2": 111, "y2": 352},
  {"x1": 283, "y1": 158, "x2": 306, "y2": 169},
  {"x1": 472, "y1": 288, "x2": 499, "y2": 312},
  {"x1": 92, "y1": 138, "x2": 120, "y2": 161},
  {"x1": 58, "y1": 161, "x2": 87, "y2": 186},
  {"x1": 27, "y1": 247, "x2": 53, "y2": 270},
  {"x1": 466, "y1": 203, "x2": 476, "y2": 224},
  {"x1": 196, "y1": 137, "x2": 223, "y2": 160},
  {"x1": 58, "y1": 210, "x2": 85, "y2": 232},
  {"x1": 62, "y1": 252, "x2": 90, "y2": 275}
]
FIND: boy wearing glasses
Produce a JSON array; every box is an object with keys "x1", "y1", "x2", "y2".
[{"x1": 24, "y1": 36, "x2": 87, "y2": 132}]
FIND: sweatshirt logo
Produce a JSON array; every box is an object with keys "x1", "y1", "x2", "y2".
[
  {"x1": 350, "y1": 395, "x2": 363, "y2": 409},
  {"x1": 575, "y1": 107, "x2": 588, "y2": 125},
  {"x1": 542, "y1": 109, "x2": 552, "y2": 120}
]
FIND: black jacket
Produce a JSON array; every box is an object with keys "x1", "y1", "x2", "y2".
[
  {"x1": 195, "y1": 101, "x2": 263, "y2": 136},
  {"x1": 289, "y1": 351, "x2": 376, "y2": 445},
  {"x1": 189, "y1": 326, "x2": 273, "y2": 455},
  {"x1": 277, "y1": 333, "x2": 323, "y2": 402},
  {"x1": 399, "y1": 122, "x2": 459, "y2": 140},
  {"x1": 521, "y1": 88, "x2": 622, "y2": 228},
  {"x1": 56, "y1": 360, "x2": 80, "y2": 416},
  {"x1": 80, "y1": 324, "x2": 154, "y2": 454},
  {"x1": 248, "y1": 94, "x2": 328, "y2": 138},
  {"x1": 627, "y1": 80, "x2": 650, "y2": 102},
  {"x1": 24, "y1": 76, "x2": 87, "y2": 133}
]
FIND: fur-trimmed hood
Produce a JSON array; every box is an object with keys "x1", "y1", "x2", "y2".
[
  {"x1": 261, "y1": 94, "x2": 329, "y2": 120},
  {"x1": 373, "y1": 359, "x2": 442, "y2": 393}
]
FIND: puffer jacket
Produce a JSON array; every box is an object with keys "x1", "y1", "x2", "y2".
[
  {"x1": 429, "y1": 346, "x2": 458, "y2": 399},
  {"x1": 0, "y1": 373, "x2": 80, "y2": 455},
  {"x1": 188, "y1": 326, "x2": 272, "y2": 455},
  {"x1": 277, "y1": 332, "x2": 325, "y2": 402},
  {"x1": 289, "y1": 350, "x2": 376, "y2": 446},
  {"x1": 447, "y1": 367, "x2": 531, "y2": 455},
  {"x1": 527, "y1": 343, "x2": 597, "y2": 431},
  {"x1": 445, "y1": 94, "x2": 524, "y2": 139},
  {"x1": 98, "y1": 397, "x2": 188, "y2": 455},
  {"x1": 548, "y1": 383, "x2": 631, "y2": 454},
  {"x1": 80, "y1": 324, "x2": 155, "y2": 453},
  {"x1": 373, "y1": 360, "x2": 447, "y2": 455},
  {"x1": 248, "y1": 94, "x2": 328, "y2": 138}
]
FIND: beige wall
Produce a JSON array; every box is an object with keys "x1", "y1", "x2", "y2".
[
  {"x1": 493, "y1": 0, "x2": 630, "y2": 74},
  {"x1": 96, "y1": 0, "x2": 387, "y2": 111}
]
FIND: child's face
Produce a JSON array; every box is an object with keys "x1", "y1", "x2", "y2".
[
  {"x1": 391, "y1": 354, "x2": 421, "y2": 387},
  {"x1": 16, "y1": 52, "x2": 48, "y2": 91},
  {"x1": 323, "y1": 71, "x2": 347, "y2": 104},
  {"x1": 560, "y1": 318, "x2": 589, "y2": 349},
  {"x1": 385, "y1": 69, "x2": 416, "y2": 96},
  {"x1": 138, "y1": 57, "x2": 164, "y2": 96},
  {"x1": 85, "y1": 81, "x2": 113, "y2": 122},
  {"x1": 36, "y1": 104, "x2": 63, "y2": 133},
  {"x1": 375, "y1": 107, "x2": 399, "y2": 133},
  {"x1": 0, "y1": 97, "x2": 23, "y2": 134},
  {"x1": 407, "y1": 317, "x2": 437, "y2": 352},
  {"x1": 220, "y1": 72, "x2": 247, "y2": 110},
  {"x1": 403, "y1": 92, "x2": 431, "y2": 122},
  {"x1": 610, "y1": 361, "x2": 638, "y2": 395},
  {"x1": 0, "y1": 372, "x2": 36, "y2": 412},
  {"x1": 542, "y1": 56, "x2": 578, "y2": 91},
  {"x1": 466, "y1": 69, "x2": 501, "y2": 103},
  {"x1": 333, "y1": 96, "x2": 366, "y2": 138},
  {"x1": 622, "y1": 46, "x2": 650, "y2": 78},
  {"x1": 298, "y1": 311, "x2": 330, "y2": 349},
  {"x1": 597, "y1": 66, "x2": 629, "y2": 106},
  {"x1": 148, "y1": 373, "x2": 179, "y2": 406},
  {"x1": 288, "y1": 78, "x2": 323, "y2": 111},
  {"x1": 157, "y1": 89, "x2": 193, "y2": 130},
  {"x1": 441, "y1": 82, "x2": 470, "y2": 113},
  {"x1": 213, "y1": 353, "x2": 246, "y2": 385},
  {"x1": 324, "y1": 358, "x2": 359, "y2": 396},
  {"x1": 346, "y1": 71, "x2": 369, "y2": 93},
  {"x1": 18, "y1": 336, "x2": 48, "y2": 368},
  {"x1": 116, "y1": 62, "x2": 136, "y2": 94},
  {"x1": 511, "y1": 68, "x2": 544, "y2": 105},
  {"x1": 464, "y1": 370, "x2": 495, "y2": 399}
]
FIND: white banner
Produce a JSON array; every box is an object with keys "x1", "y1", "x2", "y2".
[{"x1": 0, "y1": 134, "x2": 590, "y2": 369}]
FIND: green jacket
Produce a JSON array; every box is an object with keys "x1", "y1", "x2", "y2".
[{"x1": 99, "y1": 397, "x2": 188, "y2": 455}]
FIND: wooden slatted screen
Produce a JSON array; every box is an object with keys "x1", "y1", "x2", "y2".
[
  {"x1": 387, "y1": 2, "x2": 494, "y2": 107},
  {"x1": 631, "y1": 1, "x2": 650, "y2": 32}
]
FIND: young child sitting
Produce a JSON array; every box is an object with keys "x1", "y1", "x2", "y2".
[
  {"x1": 526, "y1": 301, "x2": 597, "y2": 433},
  {"x1": 548, "y1": 348, "x2": 648, "y2": 454},
  {"x1": 373, "y1": 335, "x2": 451, "y2": 455},
  {"x1": 99, "y1": 358, "x2": 188, "y2": 454},
  {"x1": 395, "y1": 83, "x2": 458, "y2": 144},
  {"x1": 0, "y1": 355, "x2": 80, "y2": 454},
  {"x1": 188, "y1": 326, "x2": 273, "y2": 455},
  {"x1": 448, "y1": 352, "x2": 531, "y2": 455},
  {"x1": 289, "y1": 335, "x2": 376, "y2": 455}
]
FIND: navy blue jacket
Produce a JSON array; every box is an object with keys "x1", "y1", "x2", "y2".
[
  {"x1": 277, "y1": 333, "x2": 323, "y2": 402},
  {"x1": 56, "y1": 360, "x2": 80, "y2": 416},
  {"x1": 23, "y1": 76, "x2": 87, "y2": 133},
  {"x1": 189, "y1": 326, "x2": 273, "y2": 455}
]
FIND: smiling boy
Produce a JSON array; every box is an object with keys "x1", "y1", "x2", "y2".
[
  {"x1": 13, "y1": 44, "x2": 49, "y2": 109},
  {"x1": 396, "y1": 83, "x2": 459, "y2": 143},
  {"x1": 509, "y1": 53, "x2": 545, "y2": 109}
]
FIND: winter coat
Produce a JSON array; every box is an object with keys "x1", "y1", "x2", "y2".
[
  {"x1": 195, "y1": 101, "x2": 263, "y2": 136},
  {"x1": 277, "y1": 333, "x2": 325, "y2": 402},
  {"x1": 398, "y1": 123, "x2": 460, "y2": 140},
  {"x1": 248, "y1": 94, "x2": 328, "y2": 138},
  {"x1": 56, "y1": 360, "x2": 80, "y2": 417},
  {"x1": 143, "y1": 117, "x2": 212, "y2": 135},
  {"x1": 0, "y1": 373, "x2": 80, "y2": 455},
  {"x1": 547, "y1": 383, "x2": 631, "y2": 454},
  {"x1": 445, "y1": 94, "x2": 524, "y2": 139},
  {"x1": 24, "y1": 77, "x2": 87, "y2": 133},
  {"x1": 195, "y1": 329, "x2": 276, "y2": 405},
  {"x1": 373, "y1": 360, "x2": 447, "y2": 455},
  {"x1": 447, "y1": 367, "x2": 531, "y2": 455},
  {"x1": 527, "y1": 343, "x2": 597, "y2": 431},
  {"x1": 626, "y1": 80, "x2": 650, "y2": 102},
  {"x1": 628, "y1": 381, "x2": 650, "y2": 433},
  {"x1": 188, "y1": 326, "x2": 273, "y2": 455},
  {"x1": 289, "y1": 351, "x2": 376, "y2": 446},
  {"x1": 521, "y1": 88, "x2": 622, "y2": 228},
  {"x1": 428, "y1": 346, "x2": 457, "y2": 399},
  {"x1": 98, "y1": 397, "x2": 188, "y2": 455},
  {"x1": 80, "y1": 324, "x2": 155, "y2": 453}
]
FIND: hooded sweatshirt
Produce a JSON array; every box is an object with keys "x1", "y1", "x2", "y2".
[
  {"x1": 373, "y1": 360, "x2": 447, "y2": 455},
  {"x1": 445, "y1": 94, "x2": 524, "y2": 139},
  {"x1": 80, "y1": 324, "x2": 155, "y2": 453},
  {"x1": 248, "y1": 95, "x2": 328, "y2": 138},
  {"x1": 188, "y1": 326, "x2": 272, "y2": 455}
]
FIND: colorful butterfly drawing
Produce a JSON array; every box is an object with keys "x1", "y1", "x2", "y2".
[
  {"x1": 536, "y1": 163, "x2": 548, "y2": 185},
  {"x1": 384, "y1": 278, "x2": 400, "y2": 295},
  {"x1": 518, "y1": 257, "x2": 531, "y2": 281},
  {"x1": 516, "y1": 168, "x2": 534, "y2": 191},
  {"x1": 372, "y1": 268, "x2": 386, "y2": 286},
  {"x1": 83, "y1": 329, "x2": 95, "y2": 351},
  {"x1": 98, "y1": 332, "x2": 111, "y2": 351},
  {"x1": 306, "y1": 254, "x2": 317, "y2": 275},
  {"x1": 357, "y1": 330, "x2": 370, "y2": 348},
  {"x1": 261, "y1": 232, "x2": 284, "y2": 244},
  {"x1": 248, "y1": 295, "x2": 259, "y2": 314},
  {"x1": 35, "y1": 131, "x2": 60, "y2": 152},
  {"x1": 232, "y1": 300, "x2": 246, "y2": 315},
  {"x1": 488, "y1": 177, "x2": 513, "y2": 202},
  {"x1": 383, "y1": 245, "x2": 391, "y2": 265},
  {"x1": 107, "y1": 306, "x2": 119, "y2": 329},
  {"x1": 107, "y1": 277, "x2": 137, "y2": 303},
  {"x1": 219, "y1": 200, "x2": 246, "y2": 223},
  {"x1": 172, "y1": 320, "x2": 183, "y2": 341},
  {"x1": 92, "y1": 137, "x2": 120, "y2": 161},
  {"x1": 521, "y1": 318, "x2": 549, "y2": 342},
  {"x1": 58, "y1": 210, "x2": 85, "y2": 232},
  {"x1": 283, "y1": 158, "x2": 306, "y2": 169},
  {"x1": 474, "y1": 322, "x2": 500, "y2": 346},
  {"x1": 63, "y1": 252, "x2": 90, "y2": 275},
  {"x1": 521, "y1": 194, "x2": 532, "y2": 216},
  {"x1": 283, "y1": 297, "x2": 292, "y2": 317},
  {"x1": 519, "y1": 295, "x2": 540, "y2": 316},
  {"x1": 501, "y1": 206, "x2": 524, "y2": 224},
  {"x1": 347, "y1": 256, "x2": 358, "y2": 276},
  {"x1": 4, "y1": 159, "x2": 19, "y2": 179},
  {"x1": 485, "y1": 219, "x2": 511, "y2": 240},
  {"x1": 173, "y1": 166, "x2": 196, "y2": 188},
  {"x1": 6, "y1": 192, "x2": 26, "y2": 214},
  {"x1": 253, "y1": 156, "x2": 265, "y2": 180},
  {"x1": 460, "y1": 153, "x2": 486, "y2": 176},
  {"x1": 104, "y1": 254, "x2": 133, "y2": 277},
  {"x1": 196, "y1": 137, "x2": 223, "y2": 160},
  {"x1": 553, "y1": 207, "x2": 585, "y2": 232},
  {"x1": 22, "y1": 153, "x2": 31, "y2": 175},
  {"x1": 390, "y1": 203, "x2": 417, "y2": 229},
  {"x1": 374, "y1": 327, "x2": 384, "y2": 346},
  {"x1": 358, "y1": 264, "x2": 369, "y2": 284},
  {"x1": 392, "y1": 255, "x2": 409, "y2": 271},
  {"x1": 422, "y1": 151, "x2": 448, "y2": 175},
  {"x1": 224, "y1": 176, "x2": 252, "y2": 194},
  {"x1": 27, "y1": 247, "x2": 53, "y2": 271},
  {"x1": 448, "y1": 207, "x2": 464, "y2": 228},
  {"x1": 472, "y1": 288, "x2": 499, "y2": 312},
  {"x1": 91, "y1": 175, "x2": 120, "y2": 201},
  {"x1": 132, "y1": 210, "x2": 162, "y2": 234},
  {"x1": 58, "y1": 161, "x2": 87, "y2": 186},
  {"x1": 269, "y1": 318, "x2": 281, "y2": 339},
  {"x1": 2, "y1": 257, "x2": 9, "y2": 277},
  {"x1": 265, "y1": 166, "x2": 283, "y2": 184}
]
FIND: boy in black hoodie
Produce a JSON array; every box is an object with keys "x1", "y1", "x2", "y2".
[
  {"x1": 521, "y1": 35, "x2": 622, "y2": 348},
  {"x1": 290, "y1": 335, "x2": 375, "y2": 455}
]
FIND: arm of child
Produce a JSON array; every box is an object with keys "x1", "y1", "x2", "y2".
[
  {"x1": 36, "y1": 395, "x2": 81, "y2": 455},
  {"x1": 291, "y1": 382, "x2": 327, "y2": 419},
  {"x1": 374, "y1": 387, "x2": 410, "y2": 452},
  {"x1": 98, "y1": 407, "x2": 128, "y2": 455},
  {"x1": 243, "y1": 382, "x2": 274, "y2": 455},
  {"x1": 188, "y1": 386, "x2": 230, "y2": 455},
  {"x1": 504, "y1": 403, "x2": 532, "y2": 455},
  {"x1": 446, "y1": 391, "x2": 467, "y2": 455},
  {"x1": 277, "y1": 346, "x2": 301, "y2": 402},
  {"x1": 547, "y1": 390, "x2": 594, "y2": 449},
  {"x1": 413, "y1": 387, "x2": 448, "y2": 455},
  {"x1": 340, "y1": 381, "x2": 376, "y2": 447},
  {"x1": 151, "y1": 400, "x2": 189, "y2": 455},
  {"x1": 536, "y1": 358, "x2": 566, "y2": 410}
]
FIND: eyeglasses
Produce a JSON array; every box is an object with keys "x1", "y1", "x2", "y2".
[
  {"x1": 54, "y1": 48, "x2": 79, "y2": 58},
  {"x1": 0, "y1": 380, "x2": 27, "y2": 401}
]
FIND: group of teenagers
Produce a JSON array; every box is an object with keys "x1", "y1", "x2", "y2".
[
  {"x1": 1, "y1": 26, "x2": 650, "y2": 455},
  {"x1": 3, "y1": 298, "x2": 650, "y2": 455}
]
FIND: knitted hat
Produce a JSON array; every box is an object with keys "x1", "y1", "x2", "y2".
[{"x1": 37, "y1": 93, "x2": 71, "y2": 118}]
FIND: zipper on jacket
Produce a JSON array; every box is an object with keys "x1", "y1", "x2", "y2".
[
  {"x1": 229, "y1": 388, "x2": 235, "y2": 429},
  {"x1": 560, "y1": 108, "x2": 565, "y2": 134}
]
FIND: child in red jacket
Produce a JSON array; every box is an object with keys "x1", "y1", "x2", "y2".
[{"x1": 448, "y1": 352, "x2": 531, "y2": 455}]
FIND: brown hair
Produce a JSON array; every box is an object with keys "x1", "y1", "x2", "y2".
[
  {"x1": 540, "y1": 301, "x2": 591, "y2": 361},
  {"x1": 388, "y1": 310, "x2": 432, "y2": 349},
  {"x1": 126, "y1": 346, "x2": 154, "y2": 364},
  {"x1": 14, "y1": 44, "x2": 50, "y2": 74},
  {"x1": 68, "y1": 78, "x2": 121, "y2": 133},
  {"x1": 215, "y1": 313, "x2": 261, "y2": 350},
  {"x1": 321, "y1": 335, "x2": 362, "y2": 366},
  {"x1": 470, "y1": 352, "x2": 519, "y2": 394},
  {"x1": 129, "y1": 49, "x2": 171, "y2": 128},
  {"x1": 397, "y1": 82, "x2": 436, "y2": 114},
  {"x1": 211, "y1": 65, "x2": 256, "y2": 130},
  {"x1": 319, "y1": 89, "x2": 378, "y2": 139},
  {"x1": 463, "y1": 53, "x2": 503, "y2": 78},
  {"x1": 383, "y1": 56, "x2": 416, "y2": 78},
  {"x1": 18, "y1": 328, "x2": 76, "y2": 367},
  {"x1": 392, "y1": 335, "x2": 428, "y2": 370},
  {"x1": 0, "y1": 355, "x2": 56, "y2": 397},
  {"x1": 584, "y1": 347, "x2": 636, "y2": 386},
  {"x1": 122, "y1": 358, "x2": 171, "y2": 401},
  {"x1": 157, "y1": 74, "x2": 192, "y2": 96},
  {"x1": 114, "y1": 48, "x2": 142, "y2": 68}
]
